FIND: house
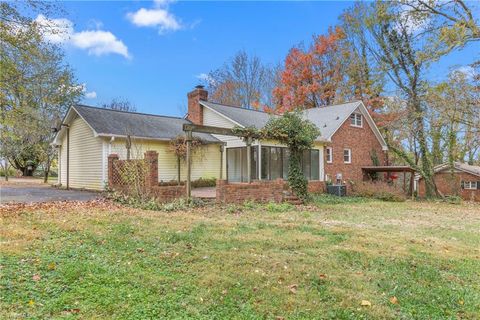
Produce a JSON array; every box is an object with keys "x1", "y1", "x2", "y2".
[
  {"x1": 415, "y1": 162, "x2": 480, "y2": 201},
  {"x1": 53, "y1": 85, "x2": 388, "y2": 191},
  {"x1": 52, "y1": 105, "x2": 222, "y2": 190},
  {"x1": 186, "y1": 85, "x2": 388, "y2": 184}
]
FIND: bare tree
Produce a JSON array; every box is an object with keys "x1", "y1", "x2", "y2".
[
  {"x1": 102, "y1": 98, "x2": 137, "y2": 112},
  {"x1": 203, "y1": 50, "x2": 278, "y2": 109}
]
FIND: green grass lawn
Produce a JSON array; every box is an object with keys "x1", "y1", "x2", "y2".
[{"x1": 1, "y1": 197, "x2": 479, "y2": 319}]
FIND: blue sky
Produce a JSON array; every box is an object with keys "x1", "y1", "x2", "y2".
[{"x1": 47, "y1": 1, "x2": 478, "y2": 117}]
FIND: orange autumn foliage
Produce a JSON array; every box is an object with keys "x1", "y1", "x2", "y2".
[{"x1": 274, "y1": 27, "x2": 345, "y2": 112}]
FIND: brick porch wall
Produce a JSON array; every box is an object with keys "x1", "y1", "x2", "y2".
[
  {"x1": 216, "y1": 179, "x2": 325, "y2": 204},
  {"x1": 216, "y1": 179, "x2": 285, "y2": 204},
  {"x1": 418, "y1": 171, "x2": 480, "y2": 202}
]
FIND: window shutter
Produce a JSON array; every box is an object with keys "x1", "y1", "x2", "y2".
[
  {"x1": 477, "y1": 181, "x2": 480, "y2": 190},
  {"x1": 461, "y1": 181, "x2": 465, "y2": 189}
]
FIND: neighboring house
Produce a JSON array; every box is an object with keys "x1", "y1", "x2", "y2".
[
  {"x1": 415, "y1": 162, "x2": 480, "y2": 201},
  {"x1": 187, "y1": 85, "x2": 388, "y2": 184},
  {"x1": 52, "y1": 105, "x2": 222, "y2": 190},
  {"x1": 53, "y1": 85, "x2": 388, "y2": 191}
]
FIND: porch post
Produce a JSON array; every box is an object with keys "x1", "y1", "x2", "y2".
[
  {"x1": 258, "y1": 141, "x2": 262, "y2": 180},
  {"x1": 186, "y1": 130, "x2": 192, "y2": 198},
  {"x1": 219, "y1": 144, "x2": 224, "y2": 180},
  {"x1": 246, "y1": 136, "x2": 252, "y2": 183}
]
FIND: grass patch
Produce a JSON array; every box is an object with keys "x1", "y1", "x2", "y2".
[{"x1": 1, "y1": 201, "x2": 479, "y2": 319}]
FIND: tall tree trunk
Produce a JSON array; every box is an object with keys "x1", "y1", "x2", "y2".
[{"x1": 413, "y1": 97, "x2": 438, "y2": 198}]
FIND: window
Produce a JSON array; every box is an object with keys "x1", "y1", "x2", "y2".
[
  {"x1": 326, "y1": 147, "x2": 333, "y2": 163},
  {"x1": 261, "y1": 146, "x2": 319, "y2": 181},
  {"x1": 463, "y1": 181, "x2": 478, "y2": 190},
  {"x1": 226, "y1": 147, "x2": 257, "y2": 182},
  {"x1": 343, "y1": 149, "x2": 351, "y2": 163},
  {"x1": 350, "y1": 113, "x2": 362, "y2": 127}
]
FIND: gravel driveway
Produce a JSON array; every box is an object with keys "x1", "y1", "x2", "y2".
[{"x1": 0, "y1": 179, "x2": 100, "y2": 204}]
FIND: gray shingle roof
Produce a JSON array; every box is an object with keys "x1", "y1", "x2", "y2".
[
  {"x1": 436, "y1": 162, "x2": 480, "y2": 177},
  {"x1": 73, "y1": 105, "x2": 219, "y2": 143},
  {"x1": 201, "y1": 100, "x2": 362, "y2": 140},
  {"x1": 200, "y1": 101, "x2": 274, "y2": 128}
]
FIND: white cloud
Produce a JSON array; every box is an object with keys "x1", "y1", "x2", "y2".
[
  {"x1": 85, "y1": 91, "x2": 97, "y2": 99},
  {"x1": 72, "y1": 31, "x2": 130, "y2": 58},
  {"x1": 127, "y1": 0, "x2": 183, "y2": 34},
  {"x1": 455, "y1": 66, "x2": 476, "y2": 79},
  {"x1": 35, "y1": 15, "x2": 130, "y2": 59}
]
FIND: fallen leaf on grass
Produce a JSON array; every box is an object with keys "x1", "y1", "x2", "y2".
[
  {"x1": 48, "y1": 262, "x2": 56, "y2": 271},
  {"x1": 389, "y1": 296, "x2": 398, "y2": 304},
  {"x1": 318, "y1": 274, "x2": 327, "y2": 279},
  {"x1": 288, "y1": 284, "x2": 298, "y2": 294},
  {"x1": 32, "y1": 274, "x2": 41, "y2": 281},
  {"x1": 360, "y1": 300, "x2": 371, "y2": 307}
]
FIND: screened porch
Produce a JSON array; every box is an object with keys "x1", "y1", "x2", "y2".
[{"x1": 226, "y1": 146, "x2": 321, "y2": 183}]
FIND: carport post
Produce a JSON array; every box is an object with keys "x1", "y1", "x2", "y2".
[{"x1": 186, "y1": 130, "x2": 192, "y2": 199}]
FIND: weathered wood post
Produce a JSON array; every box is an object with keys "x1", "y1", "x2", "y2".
[
  {"x1": 186, "y1": 130, "x2": 192, "y2": 198},
  {"x1": 246, "y1": 136, "x2": 252, "y2": 183}
]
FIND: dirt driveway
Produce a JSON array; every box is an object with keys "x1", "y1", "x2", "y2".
[{"x1": 0, "y1": 178, "x2": 100, "y2": 204}]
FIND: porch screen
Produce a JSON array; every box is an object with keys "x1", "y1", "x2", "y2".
[
  {"x1": 261, "y1": 146, "x2": 319, "y2": 180},
  {"x1": 226, "y1": 147, "x2": 258, "y2": 182}
]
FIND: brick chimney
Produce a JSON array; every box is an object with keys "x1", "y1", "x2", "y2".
[{"x1": 187, "y1": 85, "x2": 208, "y2": 125}]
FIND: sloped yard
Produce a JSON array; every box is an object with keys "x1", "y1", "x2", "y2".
[{"x1": 1, "y1": 198, "x2": 479, "y2": 319}]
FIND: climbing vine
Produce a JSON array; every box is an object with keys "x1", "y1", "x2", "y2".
[{"x1": 262, "y1": 112, "x2": 320, "y2": 201}]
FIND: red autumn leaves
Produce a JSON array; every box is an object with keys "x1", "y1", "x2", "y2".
[{"x1": 273, "y1": 27, "x2": 345, "y2": 113}]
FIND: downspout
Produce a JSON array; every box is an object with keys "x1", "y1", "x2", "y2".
[{"x1": 61, "y1": 124, "x2": 70, "y2": 190}]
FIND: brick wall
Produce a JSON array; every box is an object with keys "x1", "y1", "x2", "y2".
[
  {"x1": 108, "y1": 151, "x2": 186, "y2": 202},
  {"x1": 418, "y1": 171, "x2": 480, "y2": 201},
  {"x1": 216, "y1": 179, "x2": 325, "y2": 204},
  {"x1": 308, "y1": 180, "x2": 325, "y2": 193},
  {"x1": 324, "y1": 114, "x2": 387, "y2": 182},
  {"x1": 216, "y1": 179, "x2": 285, "y2": 204},
  {"x1": 187, "y1": 85, "x2": 208, "y2": 125}
]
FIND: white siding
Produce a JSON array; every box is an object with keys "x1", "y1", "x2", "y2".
[
  {"x1": 58, "y1": 115, "x2": 103, "y2": 190},
  {"x1": 203, "y1": 107, "x2": 245, "y2": 147},
  {"x1": 106, "y1": 138, "x2": 222, "y2": 183}
]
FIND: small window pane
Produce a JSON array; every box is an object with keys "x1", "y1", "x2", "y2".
[
  {"x1": 343, "y1": 149, "x2": 351, "y2": 163},
  {"x1": 261, "y1": 147, "x2": 269, "y2": 180},
  {"x1": 270, "y1": 147, "x2": 282, "y2": 180},
  {"x1": 326, "y1": 147, "x2": 332, "y2": 163},
  {"x1": 350, "y1": 113, "x2": 356, "y2": 125},
  {"x1": 302, "y1": 150, "x2": 311, "y2": 179}
]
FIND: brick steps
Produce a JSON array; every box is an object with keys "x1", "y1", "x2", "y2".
[{"x1": 283, "y1": 193, "x2": 303, "y2": 205}]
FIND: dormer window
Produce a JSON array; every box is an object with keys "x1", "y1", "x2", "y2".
[{"x1": 350, "y1": 113, "x2": 362, "y2": 127}]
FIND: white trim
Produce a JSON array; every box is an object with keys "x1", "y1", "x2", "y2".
[
  {"x1": 318, "y1": 146, "x2": 325, "y2": 181},
  {"x1": 328, "y1": 102, "x2": 388, "y2": 151},
  {"x1": 343, "y1": 148, "x2": 352, "y2": 164},
  {"x1": 326, "y1": 146, "x2": 333, "y2": 163},
  {"x1": 350, "y1": 113, "x2": 363, "y2": 128},
  {"x1": 101, "y1": 141, "x2": 107, "y2": 188},
  {"x1": 464, "y1": 181, "x2": 478, "y2": 190},
  {"x1": 258, "y1": 141, "x2": 262, "y2": 180},
  {"x1": 199, "y1": 101, "x2": 245, "y2": 128},
  {"x1": 53, "y1": 106, "x2": 100, "y2": 145}
]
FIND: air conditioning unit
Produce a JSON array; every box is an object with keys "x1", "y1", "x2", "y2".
[{"x1": 326, "y1": 184, "x2": 347, "y2": 197}]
